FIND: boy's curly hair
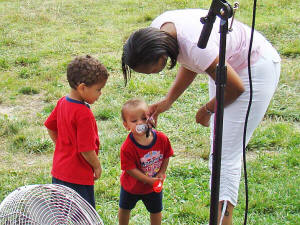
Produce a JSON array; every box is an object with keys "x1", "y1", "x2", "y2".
[{"x1": 67, "y1": 55, "x2": 109, "y2": 89}]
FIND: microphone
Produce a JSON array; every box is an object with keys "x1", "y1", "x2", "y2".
[
  {"x1": 197, "y1": 0, "x2": 218, "y2": 49},
  {"x1": 197, "y1": 6, "x2": 217, "y2": 49},
  {"x1": 197, "y1": 0, "x2": 233, "y2": 49}
]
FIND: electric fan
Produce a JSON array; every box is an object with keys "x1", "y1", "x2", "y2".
[{"x1": 0, "y1": 184, "x2": 104, "y2": 224}]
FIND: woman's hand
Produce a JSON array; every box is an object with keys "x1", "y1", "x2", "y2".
[
  {"x1": 148, "y1": 99, "x2": 172, "y2": 126},
  {"x1": 196, "y1": 104, "x2": 213, "y2": 127}
]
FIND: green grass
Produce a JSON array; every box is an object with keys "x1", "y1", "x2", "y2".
[{"x1": 0, "y1": 0, "x2": 299, "y2": 224}]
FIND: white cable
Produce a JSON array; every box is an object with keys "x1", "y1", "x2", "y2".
[{"x1": 219, "y1": 200, "x2": 228, "y2": 224}]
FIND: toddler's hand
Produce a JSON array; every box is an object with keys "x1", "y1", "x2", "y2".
[
  {"x1": 156, "y1": 173, "x2": 166, "y2": 181},
  {"x1": 150, "y1": 177, "x2": 161, "y2": 186},
  {"x1": 94, "y1": 166, "x2": 102, "y2": 180},
  {"x1": 153, "y1": 175, "x2": 166, "y2": 193}
]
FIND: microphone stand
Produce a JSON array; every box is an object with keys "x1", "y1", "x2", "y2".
[{"x1": 197, "y1": 1, "x2": 233, "y2": 225}]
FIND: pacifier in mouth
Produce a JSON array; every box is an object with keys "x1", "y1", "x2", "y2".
[
  {"x1": 135, "y1": 118, "x2": 155, "y2": 138},
  {"x1": 136, "y1": 124, "x2": 152, "y2": 138},
  {"x1": 136, "y1": 124, "x2": 148, "y2": 134}
]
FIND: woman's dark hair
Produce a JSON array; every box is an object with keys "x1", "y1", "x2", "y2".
[{"x1": 122, "y1": 27, "x2": 179, "y2": 86}]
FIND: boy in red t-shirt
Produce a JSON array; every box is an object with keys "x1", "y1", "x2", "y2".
[
  {"x1": 44, "y1": 55, "x2": 109, "y2": 208},
  {"x1": 119, "y1": 98, "x2": 174, "y2": 225}
]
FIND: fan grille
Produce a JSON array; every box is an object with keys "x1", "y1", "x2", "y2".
[{"x1": 0, "y1": 184, "x2": 104, "y2": 225}]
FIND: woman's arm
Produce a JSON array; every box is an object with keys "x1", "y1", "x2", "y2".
[
  {"x1": 205, "y1": 56, "x2": 245, "y2": 109},
  {"x1": 196, "y1": 56, "x2": 245, "y2": 126},
  {"x1": 165, "y1": 66, "x2": 198, "y2": 105},
  {"x1": 149, "y1": 66, "x2": 197, "y2": 123}
]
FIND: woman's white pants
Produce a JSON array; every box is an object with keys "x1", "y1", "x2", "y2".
[{"x1": 208, "y1": 48, "x2": 281, "y2": 206}]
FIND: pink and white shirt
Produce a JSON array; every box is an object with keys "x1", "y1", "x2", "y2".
[{"x1": 151, "y1": 9, "x2": 280, "y2": 73}]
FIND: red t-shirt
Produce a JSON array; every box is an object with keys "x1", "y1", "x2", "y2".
[
  {"x1": 44, "y1": 96, "x2": 99, "y2": 185},
  {"x1": 120, "y1": 130, "x2": 173, "y2": 194}
]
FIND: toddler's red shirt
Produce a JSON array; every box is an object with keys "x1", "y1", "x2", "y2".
[
  {"x1": 45, "y1": 96, "x2": 99, "y2": 185},
  {"x1": 120, "y1": 130, "x2": 173, "y2": 194}
]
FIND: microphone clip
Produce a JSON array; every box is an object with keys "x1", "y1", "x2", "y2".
[{"x1": 229, "y1": 2, "x2": 240, "y2": 32}]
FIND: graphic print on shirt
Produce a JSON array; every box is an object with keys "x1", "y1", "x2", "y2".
[{"x1": 140, "y1": 150, "x2": 163, "y2": 177}]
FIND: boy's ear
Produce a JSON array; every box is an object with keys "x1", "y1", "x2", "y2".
[
  {"x1": 123, "y1": 121, "x2": 130, "y2": 131},
  {"x1": 76, "y1": 83, "x2": 86, "y2": 94}
]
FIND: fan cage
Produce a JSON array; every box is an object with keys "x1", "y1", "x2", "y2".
[{"x1": 0, "y1": 184, "x2": 104, "y2": 225}]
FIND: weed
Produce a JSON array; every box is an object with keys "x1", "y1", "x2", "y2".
[
  {"x1": 11, "y1": 135, "x2": 53, "y2": 154},
  {"x1": 0, "y1": 116, "x2": 27, "y2": 137},
  {"x1": 15, "y1": 56, "x2": 40, "y2": 66},
  {"x1": 42, "y1": 104, "x2": 55, "y2": 115},
  {"x1": 18, "y1": 68, "x2": 31, "y2": 79},
  {"x1": 281, "y1": 39, "x2": 300, "y2": 57},
  {"x1": 0, "y1": 58, "x2": 9, "y2": 70},
  {"x1": 18, "y1": 66, "x2": 42, "y2": 79},
  {"x1": 94, "y1": 108, "x2": 118, "y2": 121},
  {"x1": 18, "y1": 87, "x2": 39, "y2": 95}
]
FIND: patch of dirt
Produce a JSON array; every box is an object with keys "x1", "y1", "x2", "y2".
[
  {"x1": 0, "y1": 148, "x2": 52, "y2": 171},
  {"x1": 0, "y1": 93, "x2": 52, "y2": 174},
  {"x1": 170, "y1": 147, "x2": 208, "y2": 167},
  {"x1": 246, "y1": 150, "x2": 280, "y2": 161},
  {"x1": 0, "y1": 93, "x2": 47, "y2": 119}
]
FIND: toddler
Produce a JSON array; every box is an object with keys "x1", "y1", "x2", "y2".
[
  {"x1": 44, "y1": 55, "x2": 109, "y2": 208},
  {"x1": 118, "y1": 98, "x2": 173, "y2": 225}
]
